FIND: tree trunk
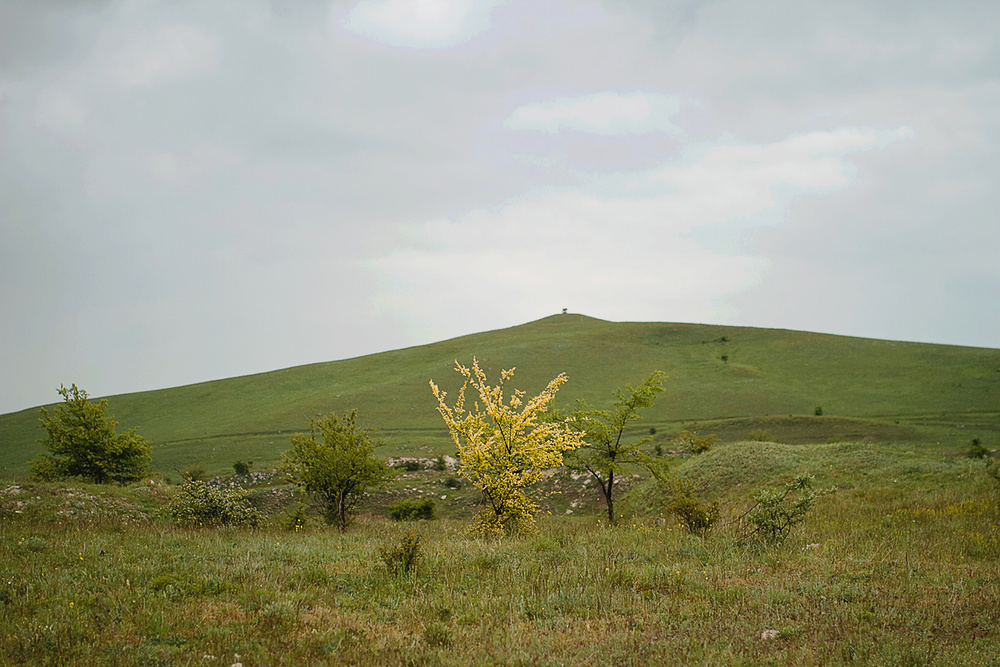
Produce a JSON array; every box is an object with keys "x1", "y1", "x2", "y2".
[
  {"x1": 338, "y1": 492, "x2": 348, "y2": 532},
  {"x1": 606, "y1": 469, "x2": 615, "y2": 525}
]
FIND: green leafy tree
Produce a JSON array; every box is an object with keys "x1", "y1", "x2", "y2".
[
  {"x1": 281, "y1": 409, "x2": 390, "y2": 532},
  {"x1": 30, "y1": 384, "x2": 151, "y2": 484},
  {"x1": 564, "y1": 371, "x2": 665, "y2": 525},
  {"x1": 430, "y1": 358, "x2": 586, "y2": 537}
]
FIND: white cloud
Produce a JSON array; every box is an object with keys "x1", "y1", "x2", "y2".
[
  {"x1": 108, "y1": 23, "x2": 219, "y2": 88},
  {"x1": 341, "y1": 0, "x2": 500, "y2": 48},
  {"x1": 369, "y1": 126, "x2": 912, "y2": 332},
  {"x1": 645, "y1": 126, "x2": 914, "y2": 227},
  {"x1": 33, "y1": 87, "x2": 87, "y2": 131},
  {"x1": 139, "y1": 144, "x2": 246, "y2": 192},
  {"x1": 369, "y1": 186, "x2": 767, "y2": 333},
  {"x1": 505, "y1": 92, "x2": 683, "y2": 135}
]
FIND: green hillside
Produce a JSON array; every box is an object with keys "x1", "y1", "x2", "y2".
[{"x1": 2, "y1": 314, "x2": 998, "y2": 476}]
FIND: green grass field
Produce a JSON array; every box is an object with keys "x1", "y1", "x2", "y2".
[
  {"x1": 2, "y1": 439, "x2": 998, "y2": 665},
  {"x1": 2, "y1": 314, "x2": 998, "y2": 477}
]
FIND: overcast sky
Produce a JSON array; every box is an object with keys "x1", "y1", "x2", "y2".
[{"x1": 2, "y1": 0, "x2": 998, "y2": 414}]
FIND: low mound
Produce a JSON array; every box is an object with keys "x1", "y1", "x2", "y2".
[{"x1": 678, "y1": 441, "x2": 807, "y2": 494}]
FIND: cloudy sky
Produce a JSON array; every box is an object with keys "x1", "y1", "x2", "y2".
[{"x1": 2, "y1": 0, "x2": 998, "y2": 414}]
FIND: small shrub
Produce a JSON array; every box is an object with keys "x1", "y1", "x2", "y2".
[
  {"x1": 167, "y1": 480, "x2": 263, "y2": 527},
  {"x1": 388, "y1": 497, "x2": 436, "y2": 521},
  {"x1": 968, "y1": 438, "x2": 989, "y2": 459},
  {"x1": 665, "y1": 476, "x2": 720, "y2": 538},
  {"x1": 182, "y1": 464, "x2": 207, "y2": 482},
  {"x1": 741, "y1": 474, "x2": 834, "y2": 545},
  {"x1": 649, "y1": 427, "x2": 657, "y2": 436},
  {"x1": 259, "y1": 601, "x2": 297, "y2": 634},
  {"x1": 23, "y1": 536, "x2": 50, "y2": 553},
  {"x1": 747, "y1": 428, "x2": 777, "y2": 443},
  {"x1": 986, "y1": 461, "x2": 1000, "y2": 487},
  {"x1": 443, "y1": 476, "x2": 462, "y2": 490},
  {"x1": 147, "y1": 573, "x2": 185, "y2": 593},
  {"x1": 284, "y1": 501, "x2": 308, "y2": 532},
  {"x1": 654, "y1": 444, "x2": 663, "y2": 457},
  {"x1": 397, "y1": 460, "x2": 422, "y2": 472},
  {"x1": 380, "y1": 529, "x2": 422, "y2": 574},
  {"x1": 814, "y1": 406, "x2": 823, "y2": 416},
  {"x1": 423, "y1": 620, "x2": 452, "y2": 647},
  {"x1": 434, "y1": 456, "x2": 447, "y2": 471},
  {"x1": 674, "y1": 430, "x2": 717, "y2": 455},
  {"x1": 233, "y1": 459, "x2": 253, "y2": 476}
]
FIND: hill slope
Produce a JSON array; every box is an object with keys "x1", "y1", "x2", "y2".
[{"x1": 2, "y1": 314, "x2": 998, "y2": 475}]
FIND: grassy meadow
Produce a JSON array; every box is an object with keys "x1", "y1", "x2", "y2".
[
  {"x1": 2, "y1": 438, "x2": 999, "y2": 666},
  {"x1": 1, "y1": 315, "x2": 999, "y2": 664}
]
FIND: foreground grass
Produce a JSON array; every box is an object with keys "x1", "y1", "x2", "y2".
[{"x1": 2, "y1": 445, "x2": 999, "y2": 666}]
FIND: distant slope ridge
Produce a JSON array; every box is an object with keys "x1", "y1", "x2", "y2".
[{"x1": 1, "y1": 314, "x2": 998, "y2": 475}]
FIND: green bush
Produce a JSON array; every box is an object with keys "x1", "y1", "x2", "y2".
[
  {"x1": 284, "y1": 501, "x2": 308, "y2": 532},
  {"x1": 747, "y1": 428, "x2": 777, "y2": 443},
  {"x1": 281, "y1": 409, "x2": 390, "y2": 532},
  {"x1": 388, "y1": 497, "x2": 436, "y2": 521},
  {"x1": 233, "y1": 459, "x2": 253, "y2": 475},
  {"x1": 665, "y1": 476, "x2": 720, "y2": 537},
  {"x1": 380, "y1": 529, "x2": 422, "y2": 574},
  {"x1": 23, "y1": 536, "x2": 49, "y2": 553},
  {"x1": 258, "y1": 601, "x2": 298, "y2": 635},
  {"x1": 167, "y1": 480, "x2": 263, "y2": 527},
  {"x1": 968, "y1": 438, "x2": 989, "y2": 459},
  {"x1": 675, "y1": 430, "x2": 717, "y2": 455},
  {"x1": 443, "y1": 476, "x2": 462, "y2": 490},
  {"x1": 986, "y1": 460, "x2": 1000, "y2": 487},
  {"x1": 423, "y1": 620, "x2": 452, "y2": 647},
  {"x1": 397, "y1": 460, "x2": 422, "y2": 471},
  {"x1": 182, "y1": 464, "x2": 207, "y2": 482},
  {"x1": 434, "y1": 456, "x2": 447, "y2": 471},
  {"x1": 741, "y1": 474, "x2": 833, "y2": 545},
  {"x1": 30, "y1": 384, "x2": 152, "y2": 485}
]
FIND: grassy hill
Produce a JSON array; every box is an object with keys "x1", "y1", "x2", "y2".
[{"x1": 2, "y1": 314, "x2": 998, "y2": 476}]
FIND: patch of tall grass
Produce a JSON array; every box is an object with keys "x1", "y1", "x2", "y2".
[{"x1": 1, "y1": 442, "x2": 998, "y2": 665}]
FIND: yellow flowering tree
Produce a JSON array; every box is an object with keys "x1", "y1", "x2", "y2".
[{"x1": 430, "y1": 359, "x2": 585, "y2": 537}]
